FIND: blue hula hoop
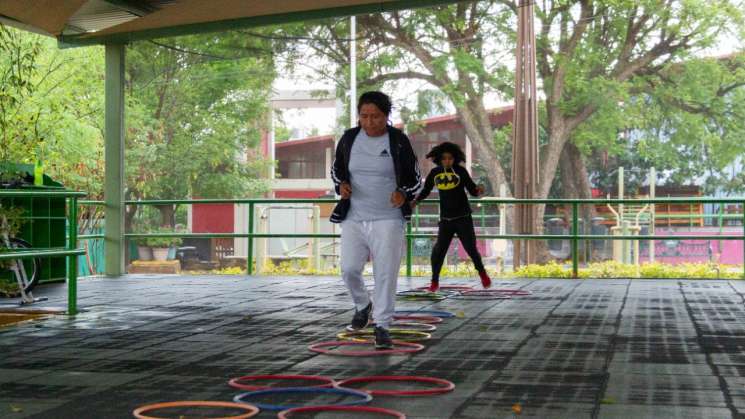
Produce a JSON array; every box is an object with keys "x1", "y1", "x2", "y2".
[
  {"x1": 394, "y1": 309, "x2": 455, "y2": 318},
  {"x1": 233, "y1": 386, "x2": 372, "y2": 411}
]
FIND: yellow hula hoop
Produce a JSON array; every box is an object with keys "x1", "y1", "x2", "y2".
[{"x1": 337, "y1": 329, "x2": 432, "y2": 342}]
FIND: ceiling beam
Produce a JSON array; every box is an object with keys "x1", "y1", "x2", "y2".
[{"x1": 59, "y1": 0, "x2": 466, "y2": 47}]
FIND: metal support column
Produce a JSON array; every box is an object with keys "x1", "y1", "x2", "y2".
[{"x1": 104, "y1": 43, "x2": 125, "y2": 277}]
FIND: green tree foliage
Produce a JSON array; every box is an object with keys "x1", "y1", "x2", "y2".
[
  {"x1": 0, "y1": 25, "x2": 104, "y2": 196},
  {"x1": 125, "y1": 35, "x2": 276, "y2": 209},
  {"x1": 278, "y1": 1, "x2": 744, "y2": 200}
]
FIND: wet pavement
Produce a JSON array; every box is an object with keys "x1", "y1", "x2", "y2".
[{"x1": 1, "y1": 275, "x2": 745, "y2": 418}]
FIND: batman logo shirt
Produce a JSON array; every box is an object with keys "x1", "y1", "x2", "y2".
[{"x1": 434, "y1": 170, "x2": 460, "y2": 191}]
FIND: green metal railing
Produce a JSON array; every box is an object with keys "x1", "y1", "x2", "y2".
[
  {"x1": 1, "y1": 190, "x2": 87, "y2": 315},
  {"x1": 105, "y1": 197, "x2": 745, "y2": 279}
]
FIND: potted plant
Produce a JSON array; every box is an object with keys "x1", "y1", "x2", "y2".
[
  {"x1": 145, "y1": 228, "x2": 183, "y2": 261},
  {"x1": 134, "y1": 236, "x2": 153, "y2": 261}
]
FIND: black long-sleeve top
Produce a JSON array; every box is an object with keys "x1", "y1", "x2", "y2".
[{"x1": 415, "y1": 164, "x2": 480, "y2": 219}]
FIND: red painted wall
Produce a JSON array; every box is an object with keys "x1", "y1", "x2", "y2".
[
  {"x1": 192, "y1": 203, "x2": 234, "y2": 233},
  {"x1": 275, "y1": 190, "x2": 329, "y2": 199}
]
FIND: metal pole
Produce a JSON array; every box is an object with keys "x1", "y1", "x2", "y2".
[
  {"x1": 67, "y1": 197, "x2": 79, "y2": 315},
  {"x1": 312, "y1": 205, "x2": 320, "y2": 271},
  {"x1": 247, "y1": 202, "x2": 254, "y2": 275},
  {"x1": 718, "y1": 203, "x2": 724, "y2": 260},
  {"x1": 572, "y1": 202, "x2": 578, "y2": 278},
  {"x1": 649, "y1": 167, "x2": 656, "y2": 263},
  {"x1": 104, "y1": 43, "x2": 125, "y2": 277},
  {"x1": 350, "y1": 16, "x2": 357, "y2": 126},
  {"x1": 406, "y1": 221, "x2": 412, "y2": 277}
]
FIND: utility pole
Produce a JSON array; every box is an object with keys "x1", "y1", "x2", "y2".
[
  {"x1": 350, "y1": 16, "x2": 357, "y2": 126},
  {"x1": 511, "y1": 0, "x2": 539, "y2": 267}
]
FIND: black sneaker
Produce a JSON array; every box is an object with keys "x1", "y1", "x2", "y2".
[
  {"x1": 350, "y1": 302, "x2": 372, "y2": 330},
  {"x1": 374, "y1": 326, "x2": 393, "y2": 350}
]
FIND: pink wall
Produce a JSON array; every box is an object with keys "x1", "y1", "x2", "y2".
[{"x1": 639, "y1": 229, "x2": 743, "y2": 264}]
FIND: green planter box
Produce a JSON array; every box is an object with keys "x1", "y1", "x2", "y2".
[{"x1": 1, "y1": 163, "x2": 68, "y2": 284}]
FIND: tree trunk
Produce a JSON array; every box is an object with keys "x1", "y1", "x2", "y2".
[
  {"x1": 560, "y1": 141, "x2": 599, "y2": 262},
  {"x1": 456, "y1": 106, "x2": 511, "y2": 196},
  {"x1": 156, "y1": 204, "x2": 176, "y2": 228}
]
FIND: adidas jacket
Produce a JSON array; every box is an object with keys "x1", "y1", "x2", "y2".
[{"x1": 330, "y1": 126, "x2": 422, "y2": 223}]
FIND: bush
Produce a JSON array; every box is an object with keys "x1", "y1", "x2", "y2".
[
  {"x1": 143, "y1": 227, "x2": 183, "y2": 248},
  {"x1": 509, "y1": 261, "x2": 741, "y2": 279}
]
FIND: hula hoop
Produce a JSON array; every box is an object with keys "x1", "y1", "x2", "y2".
[
  {"x1": 132, "y1": 401, "x2": 259, "y2": 419},
  {"x1": 396, "y1": 290, "x2": 447, "y2": 301},
  {"x1": 347, "y1": 322, "x2": 437, "y2": 332},
  {"x1": 228, "y1": 374, "x2": 336, "y2": 391},
  {"x1": 451, "y1": 289, "x2": 512, "y2": 299},
  {"x1": 308, "y1": 340, "x2": 425, "y2": 356},
  {"x1": 233, "y1": 386, "x2": 371, "y2": 411},
  {"x1": 337, "y1": 330, "x2": 431, "y2": 343},
  {"x1": 390, "y1": 322, "x2": 437, "y2": 332},
  {"x1": 393, "y1": 314, "x2": 443, "y2": 324},
  {"x1": 414, "y1": 285, "x2": 473, "y2": 292},
  {"x1": 394, "y1": 310, "x2": 455, "y2": 318},
  {"x1": 490, "y1": 288, "x2": 532, "y2": 296},
  {"x1": 278, "y1": 405, "x2": 405, "y2": 419},
  {"x1": 335, "y1": 375, "x2": 456, "y2": 396}
]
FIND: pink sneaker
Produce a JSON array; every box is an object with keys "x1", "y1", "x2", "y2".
[{"x1": 428, "y1": 280, "x2": 439, "y2": 293}]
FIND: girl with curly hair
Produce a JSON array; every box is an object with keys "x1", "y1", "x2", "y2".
[{"x1": 413, "y1": 142, "x2": 491, "y2": 292}]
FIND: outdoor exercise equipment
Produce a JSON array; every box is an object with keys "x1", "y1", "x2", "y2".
[
  {"x1": 392, "y1": 314, "x2": 444, "y2": 324},
  {"x1": 132, "y1": 401, "x2": 259, "y2": 419},
  {"x1": 308, "y1": 340, "x2": 425, "y2": 356},
  {"x1": 346, "y1": 322, "x2": 437, "y2": 332},
  {"x1": 414, "y1": 285, "x2": 473, "y2": 293},
  {"x1": 233, "y1": 386, "x2": 371, "y2": 411},
  {"x1": 278, "y1": 405, "x2": 406, "y2": 419},
  {"x1": 451, "y1": 289, "x2": 512, "y2": 299},
  {"x1": 337, "y1": 329, "x2": 432, "y2": 342},
  {"x1": 396, "y1": 290, "x2": 447, "y2": 301},
  {"x1": 335, "y1": 375, "x2": 455, "y2": 396},
  {"x1": 394, "y1": 310, "x2": 455, "y2": 318},
  {"x1": 487, "y1": 288, "x2": 532, "y2": 296},
  {"x1": 228, "y1": 374, "x2": 335, "y2": 391}
]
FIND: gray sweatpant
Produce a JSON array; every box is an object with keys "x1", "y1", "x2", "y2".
[{"x1": 340, "y1": 218, "x2": 404, "y2": 329}]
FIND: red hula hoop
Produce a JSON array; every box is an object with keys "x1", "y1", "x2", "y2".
[
  {"x1": 336, "y1": 375, "x2": 455, "y2": 396},
  {"x1": 308, "y1": 340, "x2": 424, "y2": 356},
  {"x1": 227, "y1": 374, "x2": 336, "y2": 391}
]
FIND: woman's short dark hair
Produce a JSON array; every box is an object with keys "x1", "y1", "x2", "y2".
[
  {"x1": 425, "y1": 142, "x2": 466, "y2": 166},
  {"x1": 357, "y1": 91, "x2": 392, "y2": 116}
]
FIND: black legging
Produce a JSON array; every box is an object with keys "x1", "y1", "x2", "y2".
[{"x1": 431, "y1": 215, "x2": 485, "y2": 282}]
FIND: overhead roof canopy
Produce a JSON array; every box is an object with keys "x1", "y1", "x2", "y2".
[{"x1": 0, "y1": 0, "x2": 461, "y2": 46}]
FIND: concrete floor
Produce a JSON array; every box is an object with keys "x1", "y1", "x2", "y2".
[{"x1": 1, "y1": 275, "x2": 745, "y2": 418}]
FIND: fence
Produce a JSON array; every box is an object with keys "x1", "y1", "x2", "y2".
[{"x1": 78, "y1": 197, "x2": 745, "y2": 279}]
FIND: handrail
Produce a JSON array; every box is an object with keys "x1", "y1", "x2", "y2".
[
  {"x1": 77, "y1": 197, "x2": 745, "y2": 279},
  {"x1": 116, "y1": 197, "x2": 745, "y2": 205},
  {"x1": 0, "y1": 248, "x2": 85, "y2": 261},
  {"x1": 0, "y1": 190, "x2": 87, "y2": 197}
]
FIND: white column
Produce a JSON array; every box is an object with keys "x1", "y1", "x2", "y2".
[
  {"x1": 465, "y1": 135, "x2": 473, "y2": 173},
  {"x1": 234, "y1": 204, "x2": 248, "y2": 257}
]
